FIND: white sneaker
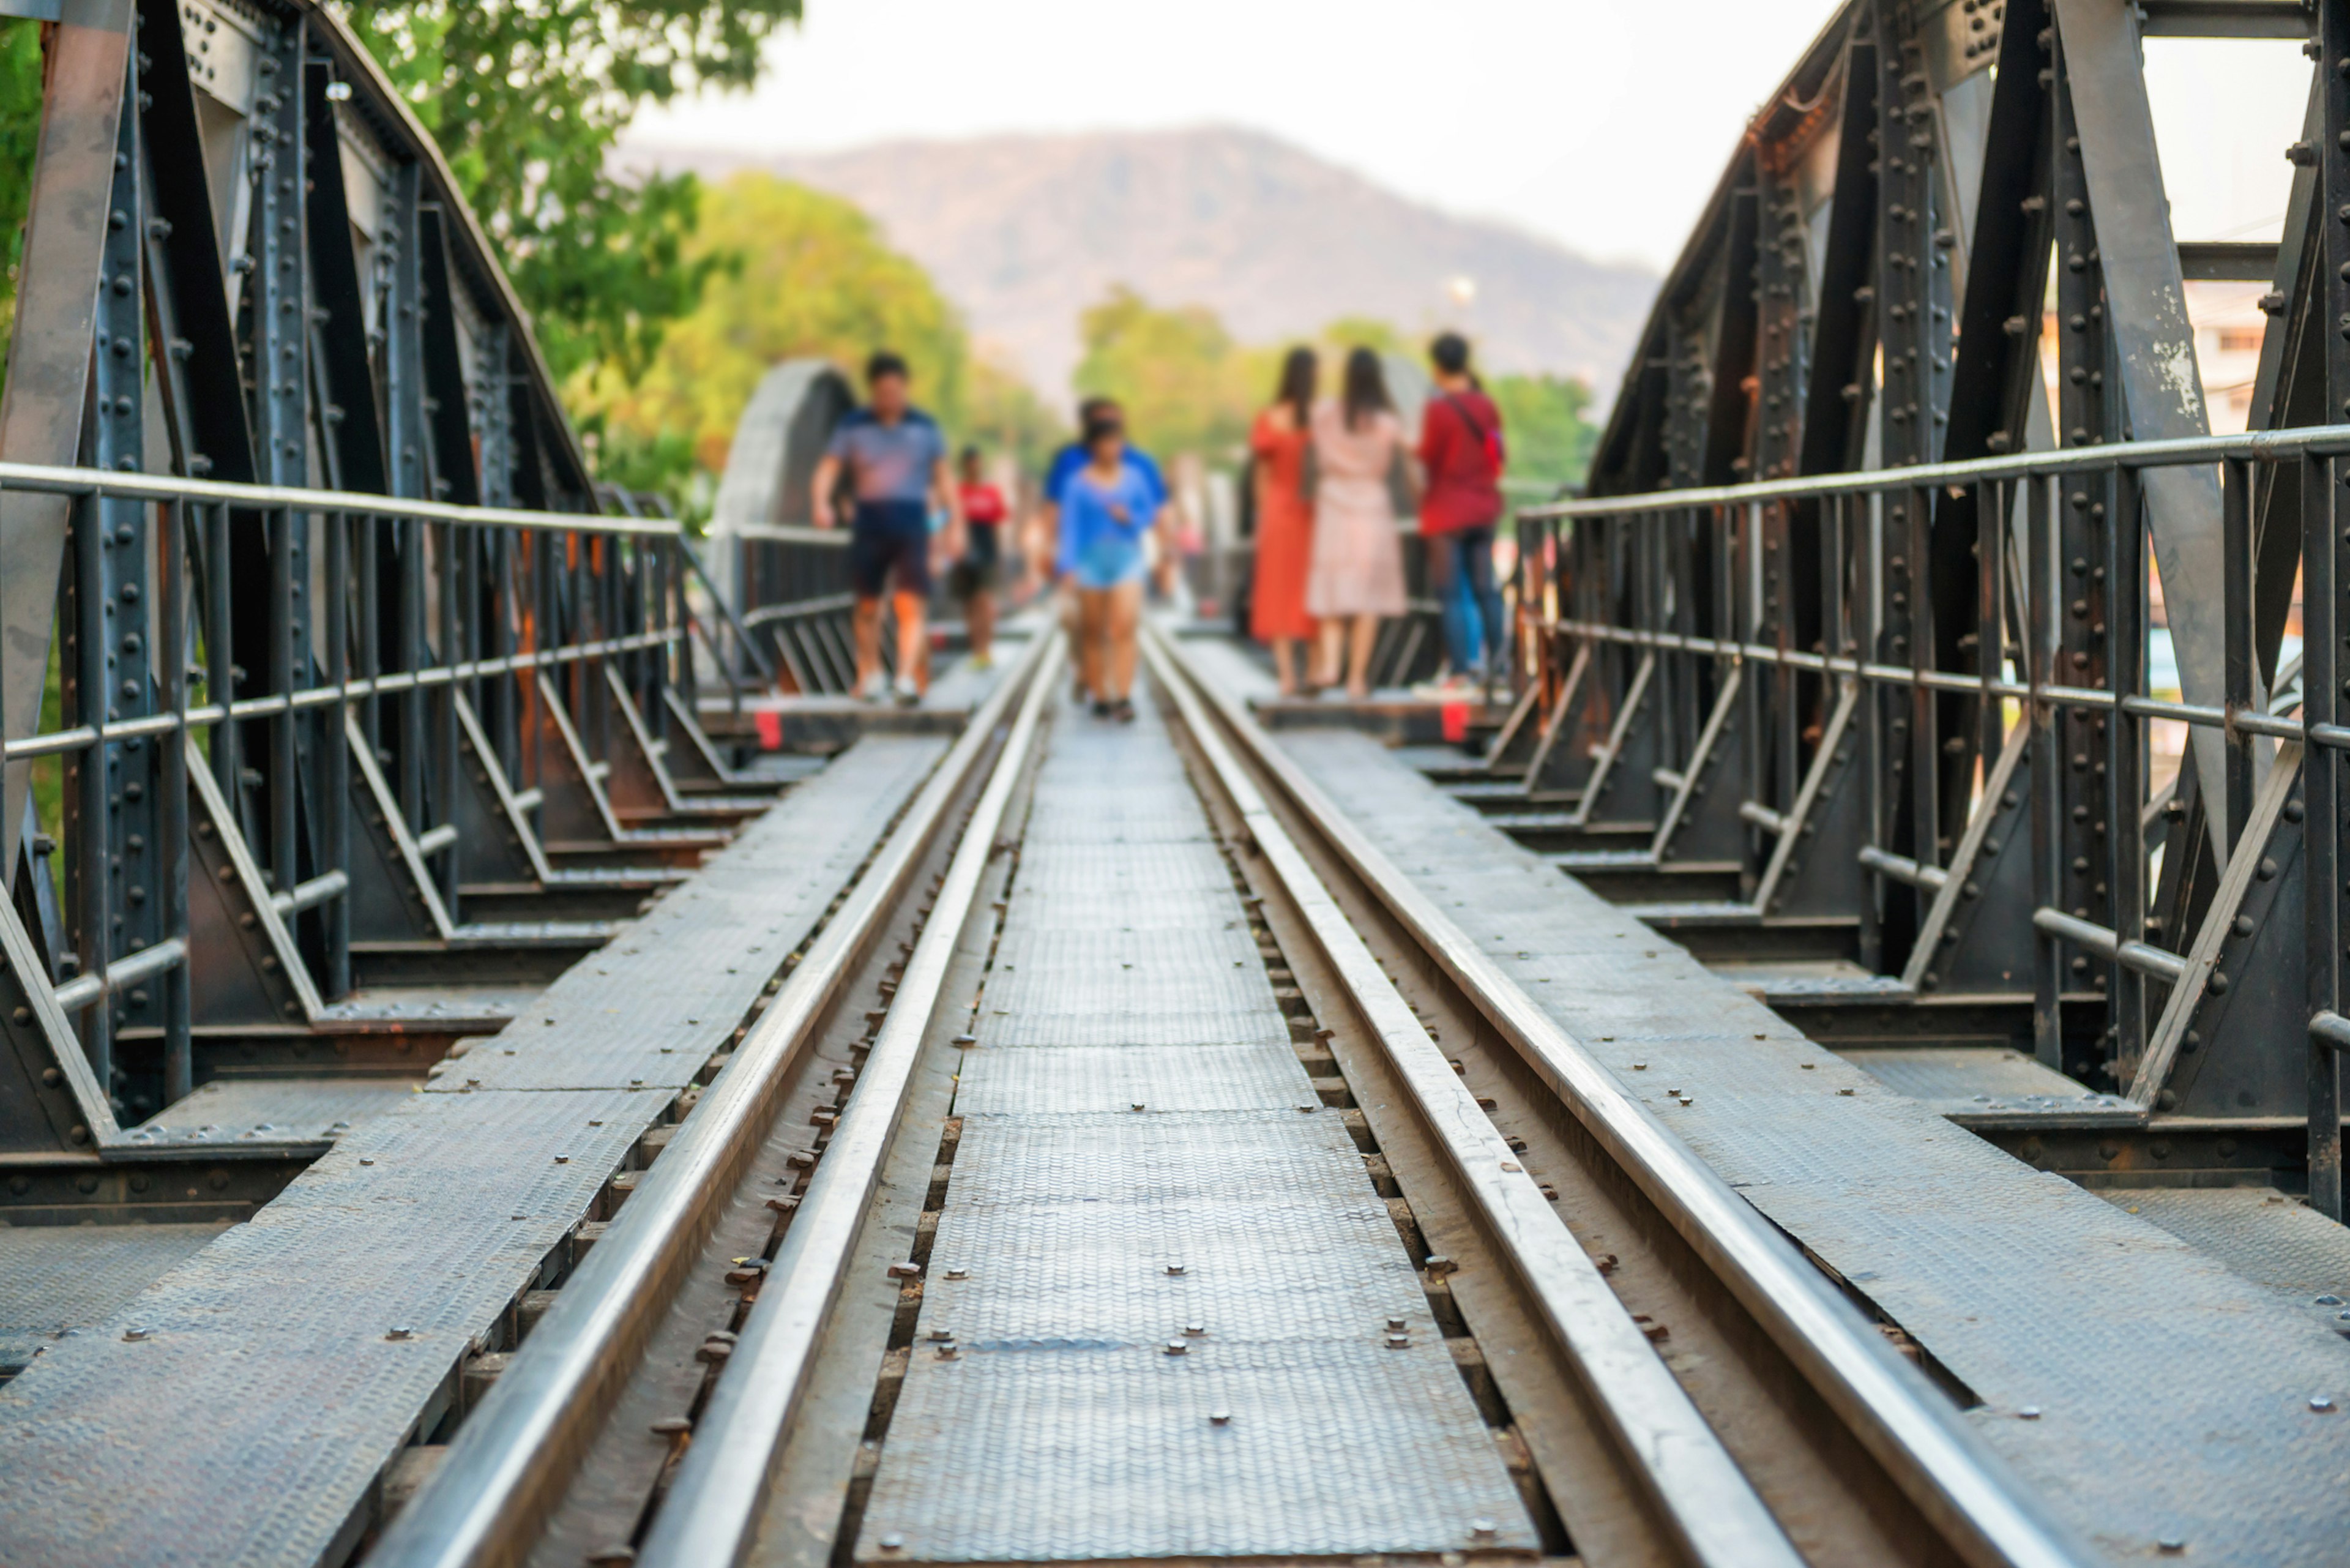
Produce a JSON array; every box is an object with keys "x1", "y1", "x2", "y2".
[
  {"x1": 858, "y1": 672, "x2": 890, "y2": 703},
  {"x1": 892, "y1": 674, "x2": 922, "y2": 707}
]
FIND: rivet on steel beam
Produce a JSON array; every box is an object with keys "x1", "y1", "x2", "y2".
[
  {"x1": 2312, "y1": 1395, "x2": 2337, "y2": 1413},
  {"x1": 1208, "y1": 1409, "x2": 1232, "y2": 1425},
  {"x1": 887, "y1": 1261, "x2": 923, "y2": 1280}
]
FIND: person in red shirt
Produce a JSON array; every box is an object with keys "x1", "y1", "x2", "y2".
[
  {"x1": 1415, "y1": 332, "x2": 1507, "y2": 690},
  {"x1": 950, "y1": 446, "x2": 1008, "y2": 671}
]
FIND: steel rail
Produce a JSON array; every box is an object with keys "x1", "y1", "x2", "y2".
[
  {"x1": 0, "y1": 458, "x2": 681, "y2": 536},
  {"x1": 1143, "y1": 629, "x2": 1805, "y2": 1567},
  {"x1": 639, "y1": 636, "x2": 1064, "y2": 1568},
  {"x1": 729, "y1": 521, "x2": 853, "y2": 548},
  {"x1": 740, "y1": 592, "x2": 860, "y2": 628},
  {"x1": 368, "y1": 631, "x2": 1054, "y2": 1568},
  {"x1": 0, "y1": 628, "x2": 682, "y2": 760},
  {"x1": 1524, "y1": 419, "x2": 2350, "y2": 520},
  {"x1": 1548, "y1": 618, "x2": 2332, "y2": 742},
  {"x1": 1153, "y1": 630, "x2": 2095, "y2": 1568}
]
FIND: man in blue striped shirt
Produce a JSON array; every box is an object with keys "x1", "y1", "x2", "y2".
[{"x1": 812, "y1": 351, "x2": 964, "y2": 704}]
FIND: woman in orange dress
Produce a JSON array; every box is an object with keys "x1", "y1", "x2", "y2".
[{"x1": 1248, "y1": 347, "x2": 1319, "y2": 695}]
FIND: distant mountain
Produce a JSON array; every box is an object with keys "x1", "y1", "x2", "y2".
[{"x1": 627, "y1": 126, "x2": 1656, "y2": 400}]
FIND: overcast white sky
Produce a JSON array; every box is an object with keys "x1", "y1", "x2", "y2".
[{"x1": 633, "y1": 2, "x2": 2313, "y2": 271}]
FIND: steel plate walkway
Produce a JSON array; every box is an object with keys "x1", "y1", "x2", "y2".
[
  {"x1": 0, "y1": 735, "x2": 947, "y2": 1568},
  {"x1": 856, "y1": 680, "x2": 1535, "y2": 1561},
  {"x1": 1267, "y1": 721, "x2": 2350, "y2": 1566}
]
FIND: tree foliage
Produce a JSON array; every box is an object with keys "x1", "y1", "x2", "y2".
[
  {"x1": 575, "y1": 173, "x2": 968, "y2": 490},
  {"x1": 1072, "y1": 286, "x2": 1277, "y2": 460},
  {"x1": 1488, "y1": 373, "x2": 1598, "y2": 494},
  {"x1": 966, "y1": 349, "x2": 1066, "y2": 476},
  {"x1": 336, "y1": 0, "x2": 801, "y2": 384},
  {"x1": 0, "y1": 17, "x2": 45, "y2": 381}
]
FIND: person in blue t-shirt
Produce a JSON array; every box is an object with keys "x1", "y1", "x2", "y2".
[
  {"x1": 811, "y1": 351, "x2": 964, "y2": 706},
  {"x1": 1037, "y1": 397, "x2": 1168, "y2": 699},
  {"x1": 1042, "y1": 398, "x2": 1168, "y2": 517},
  {"x1": 1055, "y1": 413, "x2": 1161, "y2": 721}
]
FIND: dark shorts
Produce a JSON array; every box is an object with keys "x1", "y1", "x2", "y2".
[
  {"x1": 850, "y1": 501, "x2": 931, "y2": 599},
  {"x1": 947, "y1": 523, "x2": 1002, "y2": 601}
]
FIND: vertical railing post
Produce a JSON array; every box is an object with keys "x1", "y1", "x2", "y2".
[
  {"x1": 2029, "y1": 474, "x2": 2064, "y2": 1070},
  {"x1": 1858, "y1": 487, "x2": 1888, "y2": 972},
  {"x1": 2109, "y1": 462, "x2": 2147, "y2": 1080},
  {"x1": 68, "y1": 481, "x2": 112, "y2": 1094},
  {"x1": 159, "y1": 499, "x2": 191, "y2": 1103},
  {"x1": 2309, "y1": 440, "x2": 2344, "y2": 1219},
  {"x1": 206, "y1": 499, "x2": 235, "y2": 801},
  {"x1": 267, "y1": 501, "x2": 299, "y2": 897},
  {"x1": 1976, "y1": 480, "x2": 2005, "y2": 773},
  {"x1": 321, "y1": 507, "x2": 351, "y2": 996},
  {"x1": 2307, "y1": 0, "x2": 2350, "y2": 1220},
  {"x1": 2221, "y1": 455, "x2": 2256, "y2": 862},
  {"x1": 436, "y1": 518, "x2": 460, "y2": 905},
  {"x1": 397, "y1": 511, "x2": 427, "y2": 831},
  {"x1": 1907, "y1": 481, "x2": 1941, "y2": 935},
  {"x1": 357, "y1": 510, "x2": 381, "y2": 755}
]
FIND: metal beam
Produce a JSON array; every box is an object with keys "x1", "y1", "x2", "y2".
[
  {"x1": 0, "y1": 0, "x2": 133, "y2": 877},
  {"x1": 2053, "y1": 0, "x2": 2232, "y2": 854}
]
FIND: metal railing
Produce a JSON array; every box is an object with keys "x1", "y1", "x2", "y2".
[
  {"x1": 1505, "y1": 422, "x2": 2350, "y2": 1214},
  {"x1": 0, "y1": 459, "x2": 789, "y2": 1143}
]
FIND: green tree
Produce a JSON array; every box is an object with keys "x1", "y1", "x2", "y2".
[
  {"x1": 0, "y1": 17, "x2": 47, "y2": 386},
  {"x1": 574, "y1": 173, "x2": 968, "y2": 494},
  {"x1": 337, "y1": 0, "x2": 801, "y2": 384},
  {"x1": 966, "y1": 348, "x2": 1066, "y2": 475},
  {"x1": 1319, "y1": 315, "x2": 1408, "y2": 358},
  {"x1": 1489, "y1": 373, "x2": 1598, "y2": 495},
  {"x1": 1073, "y1": 286, "x2": 1260, "y2": 460}
]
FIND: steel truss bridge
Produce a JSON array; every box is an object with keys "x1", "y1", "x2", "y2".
[{"x1": 0, "y1": 2, "x2": 2345, "y2": 1567}]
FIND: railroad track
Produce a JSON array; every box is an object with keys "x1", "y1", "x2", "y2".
[{"x1": 354, "y1": 622, "x2": 2089, "y2": 1568}]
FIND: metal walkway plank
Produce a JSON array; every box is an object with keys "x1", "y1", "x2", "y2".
[
  {"x1": 1275, "y1": 724, "x2": 2350, "y2": 1566},
  {"x1": 0, "y1": 736, "x2": 948, "y2": 1568},
  {"x1": 856, "y1": 684, "x2": 1535, "y2": 1563}
]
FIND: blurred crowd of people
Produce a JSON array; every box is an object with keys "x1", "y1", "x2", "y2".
[
  {"x1": 1250, "y1": 332, "x2": 1505, "y2": 699},
  {"x1": 810, "y1": 350, "x2": 1177, "y2": 716},
  {"x1": 808, "y1": 332, "x2": 1506, "y2": 713}
]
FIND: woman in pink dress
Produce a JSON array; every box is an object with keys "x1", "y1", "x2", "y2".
[{"x1": 1306, "y1": 348, "x2": 1411, "y2": 698}]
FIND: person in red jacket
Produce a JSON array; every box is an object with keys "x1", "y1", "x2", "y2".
[
  {"x1": 950, "y1": 446, "x2": 1007, "y2": 670},
  {"x1": 1415, "y1": 332, "x2": 1507, "y2": 692}
]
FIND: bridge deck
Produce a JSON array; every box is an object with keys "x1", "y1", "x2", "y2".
[
  {"x1": 856, "y1": 682, "x2": 1535, "y2": 1561},
  {"x1": 0, "y1": 735, "x2": 947, "y2": 1568},
  {"x1": 1270, "y1": 722, "x2": 2350, "y2": 1566},
  {"x1": 10, "y1": 645, "x2": 2350, "y2": 1566}
]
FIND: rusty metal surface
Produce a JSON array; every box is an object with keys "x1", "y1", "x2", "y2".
[
  {"x1": 125, "y1": 1077, "x2": 422, "y2": 1149},
  {"x1": 0, "y1": 737, "x2": 945, "y2": 1568},
  {"x1": 2100, "y1": 1188, "x2": 2350, "y2": 1323},
  {"x1": 1277, "y1": 722, "x2": 2350, "y2": 1566},
  {"x1": 1840, "y1": 1048, "x2": 2139, "y2": 1125},
  {"x1": 0, "y1": 1222, "x2": 229, "y2": 1374},
  {"x1": 856, "y1": 687, "x2": 1534, "y2": 1562}
]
